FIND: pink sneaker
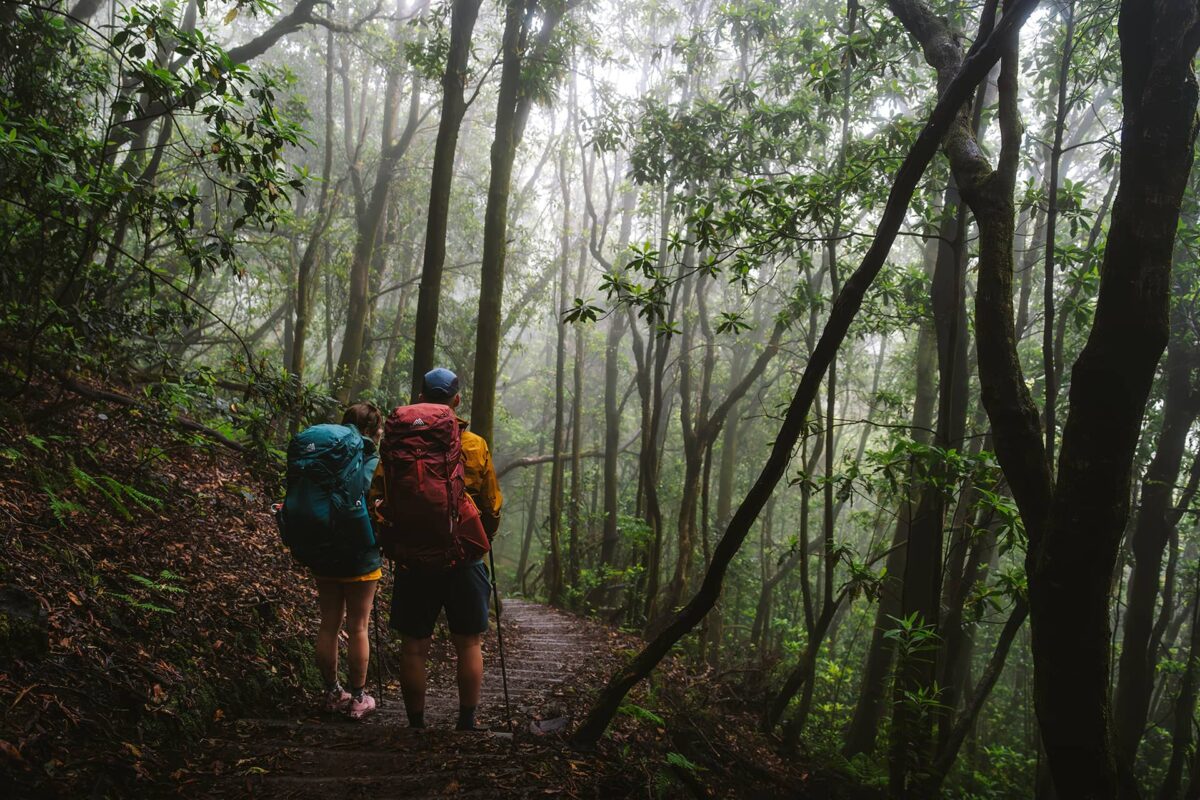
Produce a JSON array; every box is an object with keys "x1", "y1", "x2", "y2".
[
  {"x1": 322, "y1": 687, "x2": 351, "y2": 713},
  {"x1": 348, "y1": 692, "x2": 376, "y2": 720}
]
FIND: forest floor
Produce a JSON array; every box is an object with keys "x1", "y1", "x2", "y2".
[
  {"x1": 0, "y1": 378, "x2": 879, "y2": 799},
  {"x1": 195, "y1": 598, "x2": 751, "y2": 799},
  {"x1": 193, "y1": 597, "x2": 876, "y2": 799}
]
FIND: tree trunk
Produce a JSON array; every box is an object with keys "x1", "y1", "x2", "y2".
[
  {"x1": 641, "y1": 186, "x2": 675, "y2": 622},
  {"x1": 324, "y1": 263, "x2": 335, "y2": 382},
  {"x1": 289, "y1": 27, "x2": 339, "y2": 413},
  {"x1": 890, "y1": 173, "x2": 971, "y2": 793},
  {"x1": 546, "y1": 139, "x2": 573, "y2": 607},
  {"x1": 409, "y1": 0, "x2": 483, "y2": 401},
  {"x1": 518, "y1": 342, "x2": 554, "y2": 594},
  {"x1": 1112, "y1": 281, "x2": 1200, "y2": 766},
  {"x1": 379, "y1": 234, "x2": 420, "y2": 398},
  {"x1": 597, "y1": 178, "x2": 637, "y2": 575},
  {"x1": 842, "y1": 232, "x2": 939, "y2": 758},
  {"x1": 567, "y1": 229, "x2": 587, "y2": 588},
  {"x1": 471, "y1": 0, "x2": 570, "y2": 445},
  {"x1": 600, "y1": 311, "x2": 626, "y2": 570},
  {"x1": 899, "y1": 0, "x2": 1200, "y2": 793},
  {"x1": 336, "y1": 58, "x2": 423, "y2": 402},
  {"x1": 1039, "y1": 0, "x2": 1075, "y2": 469},
  {"x1": 1159, "y1": 569, "x2": 1200, "y2": 800},
  {"x1": 662, "y1": 300, "x2": 786, "y2": 620},
  {"x1": 927, "y1": 599, "x2": 1029, "y2": 788},
  {"x1": 1037, "y1": 6, "x2": 1199, "y2": 795}
]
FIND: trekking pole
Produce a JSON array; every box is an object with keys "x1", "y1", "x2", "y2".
[{"x1": 488, "y1": 548, "x2": 514, "y2": 736}]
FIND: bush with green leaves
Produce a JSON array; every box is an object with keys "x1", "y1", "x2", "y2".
[{"x1": 0, "y1": 1, "x2": 306, "y2": 388}]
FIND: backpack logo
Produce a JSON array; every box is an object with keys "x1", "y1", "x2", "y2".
[
  {"x1": 412, "y1": 418, "x2": 426, "y2": 427},
  {"x1": 305, "y1": 443, "x2": 316, "y2": 452}
]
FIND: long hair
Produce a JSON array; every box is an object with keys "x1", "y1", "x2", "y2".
[{"x1": 341, "y1": 402, "x2": 382, "y2": 439}]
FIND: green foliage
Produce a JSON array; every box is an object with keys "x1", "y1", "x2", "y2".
[
  {"x1": 977, "y1": 487, "x2": 1027, "y2": 558},
  {"x1": 0, "y1": 3, "x2": 306, "y2": 386},
  {"x1": 109, "y1": 569, "x2": 187, "y2": 616},
  {"x1": 618, "y1": 514, "x2": 654, "y2": 550},
  {"x1": 960, "y1": 745, "x2": 1037, "y2": 800},
  {"x1": 566, "y1": 562, "x2": 645, "y2": 611},
  {"x1": 69, "y1": 462, "x2": 162, "y2": 521},
  {"x1": 665, "y1": 751, "x2": 702, "y2": 773},
  {"x1": 601, "y1": 243, "x2": 672, "y2": 326},
  {"x1": 619, "y1": 702, "x2": 666, "y2": 727},
  {"x1": 562, "y1": 297, "x2": 606, "y2": 325},
  {"x1": 884, "y1": 612, "x2": 942, "y2": 665},
  {"x1": 46, "y1": 488, "x2": 87, "y2": 526},
  {"x1": 403, "y1": 3, "x2": 451, "y2": 81},
  {"x1": 714, "y1": 310, "x2": 752, "y2": 335}
]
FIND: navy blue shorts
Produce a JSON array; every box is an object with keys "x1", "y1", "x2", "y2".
[{"x1": 389, "y1": 560, "x2": 491, "y2": 638}]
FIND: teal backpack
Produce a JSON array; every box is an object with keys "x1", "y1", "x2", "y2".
[{"x1": 278, "y1": 424, "x2": 377, "y2": 575}]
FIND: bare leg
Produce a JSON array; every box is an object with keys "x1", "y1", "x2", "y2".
[
  {"x1": 342, "y1": 580, "x2": 378, "y2": 691},
  {"x1": 451, "y1": 633, "x2": 483, "y2": 709},
  {"x1": 399, "y1": 636, "x2": 432, "y2": 725},
  {"x1": 315, "y1": 581, "x2": 346, "y2": 688}
]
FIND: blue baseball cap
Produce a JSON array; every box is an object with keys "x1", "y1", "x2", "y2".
[{"x1": 423, "y1": 367, "x2": 460, "y2": 401}]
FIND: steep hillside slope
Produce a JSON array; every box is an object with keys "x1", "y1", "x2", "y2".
[{"x1": 0, "y1": 380, "x2": 317, "y2": 798}]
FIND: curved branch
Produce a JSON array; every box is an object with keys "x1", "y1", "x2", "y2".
[{"x1": 569, "y1": 0, "x2": 1040, "y2": 747}]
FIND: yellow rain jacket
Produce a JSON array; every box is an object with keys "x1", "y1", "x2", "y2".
[{"x1": 459, "y1": 423, "x2": 503, "y2": 540}]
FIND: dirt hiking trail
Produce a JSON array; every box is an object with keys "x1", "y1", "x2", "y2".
[{"x1": 199, "y1": 599, "x2": 611, "y2": 799}]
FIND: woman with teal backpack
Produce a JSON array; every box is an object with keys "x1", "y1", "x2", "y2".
[
  {"x1": 317, "y1": 403, "x2": 383, "y2": 718},
  {"x1": 279, "y1": 402, "x2": 383, "y2": 719}
]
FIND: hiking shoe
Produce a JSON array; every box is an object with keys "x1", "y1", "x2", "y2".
[
  {"x1": 322, "y1": 688, "x2": 351, "y2": 714},
  {"x1": 455, "y1": 719, "x2": 490, "y2": 732},
  {"x1": 348, "y1": 692, "x2": 376, "y2": 720}
]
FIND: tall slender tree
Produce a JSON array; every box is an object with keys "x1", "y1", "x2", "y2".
[
  {"x1": 471, "y1": 0, "x2": 577, "y2": 444},
  {"x1": 410, "y1": 0, "x2": 485, "y2": 400}
]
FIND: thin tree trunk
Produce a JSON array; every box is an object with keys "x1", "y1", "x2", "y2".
[
  {"x1": 891, "y1": 175, "x2": 971, "y2": 792},
  {"x1": 927, "y1": 599, "x2": 1029, "y2": 788},
  {"x1": 324, "y1": 262, "x2": 335, "y2": 382},
  {"x1": 568, "y1": 226, "x2": 587, "y2": 588},
  {"x1": 1113, "y1": 278, "x2": 1200, "y2": 765},
  {"x1": 842, "y1": 235, "x2": 939, "y2": 757},
  {"x1": 1159, "y1": 568, "x2": 1200, "y2": 800},
  {"x1": 471, "y1": 0, "x2": 571, "y2": 444},
  {"x1": 336, "y1": 60, "x2": 424, "y2": 401},
  {"x1": 641, "y1": 185, "x2": 674, "y2": 622},
  {"x1": 1040, "y1": 0, "x2": 1074, "y2": 469},
  {"x1": 289, "y1": 30, "x2": 340, "y2": 428},
  {"x1": 410, "y1": 0, "x2": 483, "y2": 400},
  {"x1": 518, "y1": 341, "x2": 554, "y2": 594},
  {"x1": 597, "y1": 178, "x2": 636, "y2": 575},
  {"x1": 546, "y1": 139, "x2": 572, "y2": 607}
]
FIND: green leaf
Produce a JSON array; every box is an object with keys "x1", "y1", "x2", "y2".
[
  {"x1": 666, "y1": 752, "x2": 702, "y2": 773},
  {"x1": 618, "y1": 703, "x2": 665, "y2": 727}
]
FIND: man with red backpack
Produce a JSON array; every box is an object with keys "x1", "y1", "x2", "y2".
[{"x1": 370, "y1": 368, "x2": 502, "y2": 731}]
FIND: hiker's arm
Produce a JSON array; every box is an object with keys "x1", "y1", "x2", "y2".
[
  {"x1": 477, "y1": 446, "x2": 503, "y2": 540},
  {"x1": 368, "y1": 461, "x2": 387, "y2": 529}
]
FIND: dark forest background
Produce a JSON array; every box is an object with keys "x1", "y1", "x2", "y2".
[{"x1": 2, "y1": 1, "x2": 1200, "y2": 797}]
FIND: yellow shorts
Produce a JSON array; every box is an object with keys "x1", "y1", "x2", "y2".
[{"x1": 313, "y1": 567, "x2": 382, "y2": 584}]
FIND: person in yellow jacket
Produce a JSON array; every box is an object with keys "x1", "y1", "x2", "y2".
[{"x1": 369, "y1": 368, "x2": 502, "y2": 730}]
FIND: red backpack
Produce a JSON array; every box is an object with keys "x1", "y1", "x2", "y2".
[{"x1": 376, "y1": 403, "x2": 485, "y2": 569}]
